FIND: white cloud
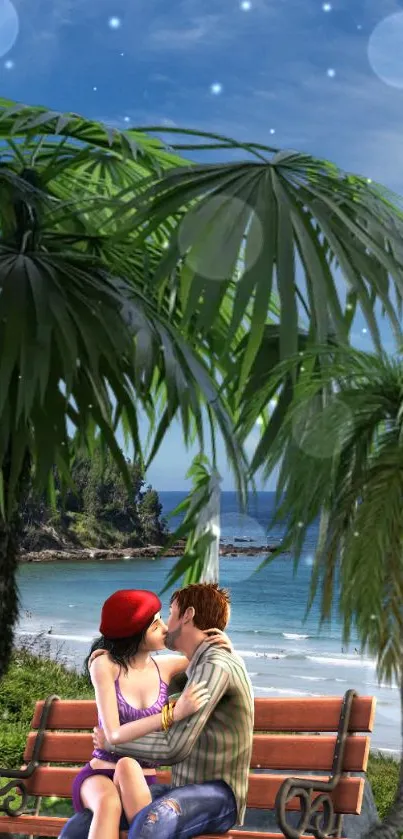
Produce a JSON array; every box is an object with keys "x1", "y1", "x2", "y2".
[{"x1": 148, "y1": 17, "x2": 221, "y2": 49}]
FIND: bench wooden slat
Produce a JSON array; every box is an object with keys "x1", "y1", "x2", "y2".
[
  {"x1": 0, "y1": 817, "x2": 307, "y2": 839},
  {"x1": 31, "y1": 696, "x2": 376, "y2": 732},
  {"x1": 0, "y1": 816, "x2": 67, "y2": 837},
  {"x1": 21, "y1": 766, "x2": 364, "y2": 814},
  {"x1": 253, "y1": 697, "x2": 376, "y2": 732},
  {"x1": 23, "y1": 731, "x2": 370, "y2": 772}
]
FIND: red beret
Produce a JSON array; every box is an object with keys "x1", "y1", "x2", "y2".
[{"x1": 100, "y1": 590, "x2": 162, "y2": 639}]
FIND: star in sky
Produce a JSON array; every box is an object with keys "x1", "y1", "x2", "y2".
[
  {"x1": 210, "y1": 82, "x2": 223, "y2": 95},
  {"x1": 327, "y1": 68, "x2": 336, "y2": 77},
  {"x1": 108, "y1": 17, "x2": 121, "y2": 29},
  {"x1": 240, "y1": 1, "x2": 252, "y2": 10},
  {"x1": 4, "y1": 59, "x2": 14, "y2": 69},
  {"x1": 322, "y1": 3, "x2": 332, "y2": 11}
]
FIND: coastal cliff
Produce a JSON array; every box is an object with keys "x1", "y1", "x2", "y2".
[{"x1": 20, "y1": 450, "x2": 168, "y2": 555}]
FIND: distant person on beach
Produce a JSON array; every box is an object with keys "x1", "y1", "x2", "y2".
[{"x1": 60, "y1": 583, "x2": 253, "y2": 839}]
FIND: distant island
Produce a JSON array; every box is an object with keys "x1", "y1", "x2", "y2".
[
  {"x1": 19, "y1": 450, "x2": 279, "y2": 563},
  {"x1": 20, "y1": 542, "x2": 278, "y2": 563},
  {"x1": 19, "y1": 449, "x2": 168, "y2": 557}
]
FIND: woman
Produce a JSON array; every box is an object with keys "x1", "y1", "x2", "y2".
[{"x1": 72, "y1": 589, "x2": 230, "y2": 839}]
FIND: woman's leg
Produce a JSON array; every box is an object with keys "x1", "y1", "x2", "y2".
[
  {"x1": 80, "y1": 774, "x2": 122, "y2": 839},
  {"x1": 113, "y1": 757, "x2": 152, "y2": 824}
]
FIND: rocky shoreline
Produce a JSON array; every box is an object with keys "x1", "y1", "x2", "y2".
[{"x1": 19, "y1": 541, "x2": 279, "y2": 563}]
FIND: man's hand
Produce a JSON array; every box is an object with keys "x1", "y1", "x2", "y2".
[
  {"x1": 173, "y1": 681, "x2": 210, "y2": 721},
  {"x1": 88, "y1": 649, "x2": 108, "y2": 668},
  {"x1": 92, "y1": 725, "x2": 107, "y2": 750},
  {"x1": 203, "y1": 628, "x2": 233, "y2": 653}
]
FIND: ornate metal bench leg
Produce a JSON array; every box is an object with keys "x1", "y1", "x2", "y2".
[
  {"x1": 275, "y1": 689, "x2": 358, "y2": 839},
  {"x1": 0, "y1": 694, "x2": 60, "y2": 817}
]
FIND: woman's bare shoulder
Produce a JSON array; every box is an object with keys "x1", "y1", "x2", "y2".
[{"x1": 89, "y1": 651, "x2": 120, "y2": 679}]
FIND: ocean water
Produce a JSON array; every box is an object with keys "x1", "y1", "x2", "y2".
[{"x1": 15, "y1": 491, "x2": 401, "y2": 755}]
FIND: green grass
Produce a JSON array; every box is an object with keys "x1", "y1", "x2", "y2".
[
  {"x1": 1, "y1": 634, "x2": 93, "y2": 767},
  {"x1": 0, "y1": 634, "x2": 399, "y2": 828},
  {"x1": 367, "y1": 750, "x2": 399, "y2": 820}
]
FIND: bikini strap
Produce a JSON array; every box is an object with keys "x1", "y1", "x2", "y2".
[{"x1": 151, "y1": 656, "x2": 162, "y2": 682}]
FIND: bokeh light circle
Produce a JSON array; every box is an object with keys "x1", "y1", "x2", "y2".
[
  {"x1": 177, "y1": 195, "x2": 263, "y2": 282},
  {"x1": 291, "y1": 395, "x2": 354, "y2": 460},
  {"x1": 0, "y1": 0, "x2": 18, "y2": 58},
  {"x1": 368, "y1": 13, "x2": 403, "y2": 88}
]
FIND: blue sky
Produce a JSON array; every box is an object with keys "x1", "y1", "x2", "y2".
[{"x1": 2, "y1": 0, "x2": 401, "y2": 489}]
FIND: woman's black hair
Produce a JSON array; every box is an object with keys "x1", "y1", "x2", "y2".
[{"x1": 83, "y1": 614, "x2": 155, "y2": 682}]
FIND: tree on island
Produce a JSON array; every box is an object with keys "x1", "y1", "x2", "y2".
[
  {"x1": 78, "y1": 448, "x2": 145, "y2": 545},
  {"x1": 1, "y1": 98, "x2": 403, "y2": 684},
  {"x1": 138, "y1": 486, "x2": 167, "y2": 546},
  {"x1": 20, "y1": 449, "x2": 168, "y2": 551}
]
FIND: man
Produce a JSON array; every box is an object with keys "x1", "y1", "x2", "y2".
[{"x1": 61, "y1": 582, "x2": 254, "y2": 839}]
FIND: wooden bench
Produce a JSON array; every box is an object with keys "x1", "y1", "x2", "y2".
[{"x1": 0, "y1": 690, "x2": 376, "y2": 839}]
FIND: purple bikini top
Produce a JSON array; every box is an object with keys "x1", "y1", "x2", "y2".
[{"x1": 92, "y1": 657, "x2": 169, "y2": 764}]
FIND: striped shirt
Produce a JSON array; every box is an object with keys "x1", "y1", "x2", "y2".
[{"x1": 109, "y1": 641, "x2": 254, "y2": 824}]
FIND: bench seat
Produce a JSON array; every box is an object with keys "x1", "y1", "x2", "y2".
[{"x1": 0, "y1": 692, "x2": 377, "y2": 839}]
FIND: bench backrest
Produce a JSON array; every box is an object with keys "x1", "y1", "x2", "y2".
[{"x1": 22, "y1": 696, "x2": 376, "y2": 816}]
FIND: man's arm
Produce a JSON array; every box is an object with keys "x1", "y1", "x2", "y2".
[{"x1": 105, "y1": 657, "x2": 229, "y2": 764}]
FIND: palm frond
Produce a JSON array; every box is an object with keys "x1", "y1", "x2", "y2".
[
  {"x1": 109, "y1": 145, "x2": 403, "y2": 360},
  {"x1": 255, "y1": 346, "x2": 403, "y2": 683},
  {"x1": 0, "y1": 99, "x2": 186, "y2": 174},
  {"x1": 159, "y1": 455, "x2": 219, "y2": 593}
]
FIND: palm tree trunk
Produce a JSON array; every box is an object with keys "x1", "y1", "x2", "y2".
[
  {"x1": 199, "y1": 470, "x2": 221, "y2": 584},
  {"x1": 0, "y1": 512, "x2": 21, "y2": 679},
  {"x1": 0, "y1": 449, "x2": 31, "y2": 680},
  {"x1": 363, "y1": 667, "x2": 403, "y2": 839}
]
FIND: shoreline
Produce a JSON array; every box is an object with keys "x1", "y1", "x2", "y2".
[
  {"x1": 19, "y1": 542, "x2": 280, "y2": 563},
  {"x1": 12, "y1": 630, "x2": 401, "y2": 761}
]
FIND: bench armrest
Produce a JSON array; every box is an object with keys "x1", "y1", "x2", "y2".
[
  {"x1": 275, "y1": 773, "x2": 343, "y2": 839},
  {"x1": 0, "y1": 693, "x2": 60, "y2": 817},
  {"x1": 0, "y1": 763, "x2": 39, "y2": 817},
  {"x1": 274, "y1": 689, "x2": 358, "y2": 839}
]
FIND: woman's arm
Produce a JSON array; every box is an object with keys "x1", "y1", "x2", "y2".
[
  {"x1": 158, "y1": 655, "x2": 189, "y2": 683},
  {"x1": 111, "y1": 712, "x2": 165, "y2": 744},
  {"x1": 90, "y1": 656, "x2": 123, "y2": 744}
]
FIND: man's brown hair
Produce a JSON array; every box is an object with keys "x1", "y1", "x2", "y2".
[{"x1": 170, "y1": 582, "x2": 231, "y2": 632}]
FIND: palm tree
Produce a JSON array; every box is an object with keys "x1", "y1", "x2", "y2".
[
  {"x1": 2, "y1": 97, "x2": 403, "y2": 671},
  {"x1": 0, "y1": 105, "x2": 250, "y2": 679},
  {"x1": 253, "y1": 346, "x2": 403, "y2": 839}
]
